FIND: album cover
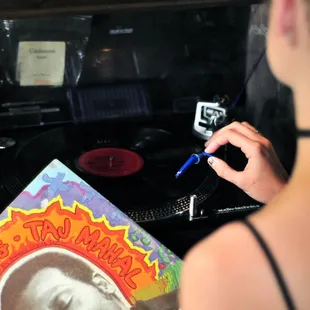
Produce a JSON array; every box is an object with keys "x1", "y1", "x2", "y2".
[{"x1": 0, "y1": 159, "x2": 181, "y2": 310}]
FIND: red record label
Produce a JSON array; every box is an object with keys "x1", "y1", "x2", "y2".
[{"x1": 78, "y1": 148, "x2": 144, "y2": 177}]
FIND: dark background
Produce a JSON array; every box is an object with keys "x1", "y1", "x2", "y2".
[
  {"x1": 0, "y1": 3, "x2": 296, "y2": 171},
  {"x1": 0, "y1": 3, "x2": 297, "y2": 257}
]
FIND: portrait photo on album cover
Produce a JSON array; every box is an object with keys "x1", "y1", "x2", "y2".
[{"x1": 0, "y1": 247, "x2": 179, "y2": 310}]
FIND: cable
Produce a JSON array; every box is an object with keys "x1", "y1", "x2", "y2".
[
  {"x1": 231, "y1": 4, "x2": 267, "y2": 108},
  {"x1": 232, "y1": 48, "x2": 266, "y2": 108}
]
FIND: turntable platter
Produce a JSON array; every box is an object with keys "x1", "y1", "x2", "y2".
[{"x1": 1, "y1": 124, "x2": 219, "y2": 222}]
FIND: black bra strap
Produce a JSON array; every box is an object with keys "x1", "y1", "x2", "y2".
[
  {"x1": 296, "y1": 129, "x2": 310, "y2": 138},
  {"x1": 243, "y1": 218, "x2": 295, "y2": 310}
]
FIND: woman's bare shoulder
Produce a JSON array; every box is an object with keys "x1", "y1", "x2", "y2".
[
  {"x1": 182, "y1": 221, "x2": 253, "y2": 282},
  {"x1": 180, "y1": 221, "x2": 285, "y2": 310}
]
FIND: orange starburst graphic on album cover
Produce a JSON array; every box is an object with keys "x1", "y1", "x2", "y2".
[{"x1": 0, "y1": 197, "x2": 158, "y2": 299}]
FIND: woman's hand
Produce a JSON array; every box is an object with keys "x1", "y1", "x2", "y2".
[{"x1": 205, "y1": 121, "x2": 288, "y2": 203}]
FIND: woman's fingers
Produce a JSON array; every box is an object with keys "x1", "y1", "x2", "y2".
[
  {"x1": 241, "y1": 121, "x2": 258, "y2": 132},
  {"x1": 205, "y1": 121, "x2": 264, "y2": 149},
  {"x1": 202, "y1": 122, "x2": 287, "y2": 203},
  {"x1": 205, "y1": 129, "x2": 261, "y2": 158}
]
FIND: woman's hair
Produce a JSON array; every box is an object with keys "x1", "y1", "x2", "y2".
[{"x1": 0, "y1": 251, "x2": 94, "y2": 309}]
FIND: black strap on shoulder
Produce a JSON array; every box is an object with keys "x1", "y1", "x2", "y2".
[
  {"x1": 243, "y1": 218, "x2": 295, "y2": 310},
  {"x1": 296, "y1": 129, "x2": 310, "y2": 138}
]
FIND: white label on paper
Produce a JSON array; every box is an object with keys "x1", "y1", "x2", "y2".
[{"x1": 17, "y1": 41, "x2": 66, "y2": 86}]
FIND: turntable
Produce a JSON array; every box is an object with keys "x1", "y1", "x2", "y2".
[{"x1": 0, "y1": 121, "x2": 220, "y2": 222}]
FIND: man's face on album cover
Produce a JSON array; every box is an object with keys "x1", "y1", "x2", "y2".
[
  {"x1": 17, "y1": 267, "x2": 125, "y2": 310},
  {"x1": 0, "y1": 249, "x2": 179, "y2": 310}
]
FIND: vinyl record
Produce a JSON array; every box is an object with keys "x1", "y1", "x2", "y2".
[
  {"x1": 77, "y1": 148, "x2": 145, "y2": 177},
  {"x1": 1, "y1": 124, "x2": 219, "y2": 222}
]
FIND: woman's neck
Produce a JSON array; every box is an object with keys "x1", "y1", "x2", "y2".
[{"x1": 290, "y1": 86, "x2": 310, "y2": 183}]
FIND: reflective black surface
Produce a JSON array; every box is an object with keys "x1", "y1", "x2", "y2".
[
  {"x1": 81, "y1": 9, "x2": 250, "y2": 99},
  {"x1": 0, "y1": 120, "x2": 220, "y2": 222},
  {"x1": 0, "y1": 116, "x2": 260, "y2": 258}
]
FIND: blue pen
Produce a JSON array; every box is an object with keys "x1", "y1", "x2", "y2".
[{"x1": 175, "y1": 151, "x2": 213, "y2": 178}]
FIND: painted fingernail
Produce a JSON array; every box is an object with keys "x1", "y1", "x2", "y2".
[{"x1": 208, "y1": 157, "x2": 214, "y2": 167}]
